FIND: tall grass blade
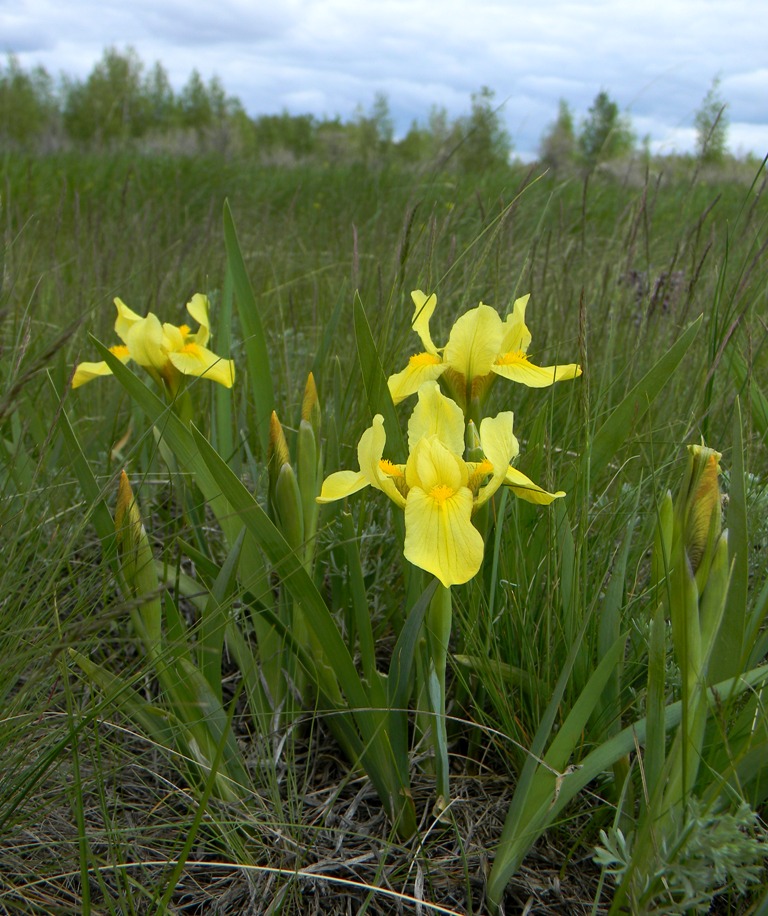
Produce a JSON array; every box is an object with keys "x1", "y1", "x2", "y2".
[
  {"x1": 223, "y1": 199, "x2": 274, "y2": 458},
  {"x1": 578, "y1": 315, "x2": 702, "y2": 488},
  {"x1": 353, "y1": 295, "x2": 406, "y2": 463},
  {"x1": 709, "y1": 398, "x2": 748, "y2": 683},
  {"x1": 199, "y1": 527, "x2": 246, "y2": 702}
]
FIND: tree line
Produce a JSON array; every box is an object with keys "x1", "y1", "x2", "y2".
[{"x1": 0, "y1": 46, "x2": 730, "y2": 168}]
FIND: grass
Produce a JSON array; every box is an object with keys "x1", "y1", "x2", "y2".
[{"x1": 1, "y1": 148, "x2": 767, "y2": 914}]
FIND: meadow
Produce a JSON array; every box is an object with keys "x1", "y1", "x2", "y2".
[{"x1": 1, "y1": 148, "x2": 767, "y2": 914}]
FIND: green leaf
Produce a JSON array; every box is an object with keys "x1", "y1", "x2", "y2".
[
  {"x1": 212, "y1": 262, "x2": 236, "y2": 469},
  {"x1": 386, "y1": 578, "x2": 438, "y2": 787},
  {"x1": 488, "y1": 632, "x2": 627, "y2": 908},
  {"x1": 709, "y1": 398, "x2": 748, "y2": 683},
  {"x1": 69, "y1": 649, "x2": 174, "y2": 748},
  {"x1": 645, "y1": 602, "x2": 667, "y2": 798},
  {"x1": 388, "y1": 579, "x2": 438, "y2": 712},
  {"x1": 341, "y1": 512, "x2": 378, "y2": 692},
  {"x1": 190, "y1": 423, "x2": 416, "y2": 835},
  {"x1": 172, "y1": 657, "x2": 249, "y2": 799},
  {"x1": 487, "y1": 661, "x2": 768, "y2": 911}
]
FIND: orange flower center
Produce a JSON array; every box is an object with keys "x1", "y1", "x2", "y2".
[
  {"x1": 379, "y1": 459, "x2": 404, "y2": 478},
  {"x1": 468, "y1": 459, "x2": 494, "y2": 494},
  {"x1": 409, "y1": 351, "x2": 442, "y2": 368},
  {"x1": 429, "y1": 484, "x2": 456, "y2": 503},
  {"x1": 495, "y1": 350, "x2": 528, "y2": 366}
]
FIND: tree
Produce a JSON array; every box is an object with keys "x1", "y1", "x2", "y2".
[
  {"x1": 351, "y1": 92, "x2": 395, "y2": 162},
  {"x1": 178, "y1": 69, "x2": 213, "y2": 133},
  {"x1": 454, "y1": 86, "x2": 512, "y2": 172},
  {"x1": 143, "y1": 61, "x2": 176, "y2": 132},
  {"x1": 0, "y1": 54, "x2": 57, "y2": 147},
  {"x1": 63, "y1": 46, "x2": 148, "y2": 144},
  {"x1": 396, "y1": 106, "x2": 452, "y2": 164},
  {"x1": 252, "y1": 111, "x2": 317, "y2": 158},
  {"x1": 695, "y1": 77, "x2": 729, "y2": 165},
  {"x1": 577, "y1": 90, "x2": 635, "y2": 169},
  {"x1": 371, "y1": 91, "x2": 394, "y2": 147},
  {"x1": 539, "y1": 99, "x2": 576, "y2": 170}
]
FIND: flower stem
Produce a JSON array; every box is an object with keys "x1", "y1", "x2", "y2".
[{"x1": 426, "y1": 582, "x2": 452, "y2": 813}]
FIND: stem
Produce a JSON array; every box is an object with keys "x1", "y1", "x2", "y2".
[{"x1": 426, "y1": 582, "x2": 452, "y2": 812}]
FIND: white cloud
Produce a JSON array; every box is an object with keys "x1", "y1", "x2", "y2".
[{"x1": 3, "y1": 0, "x2": 766, "y2": 158}]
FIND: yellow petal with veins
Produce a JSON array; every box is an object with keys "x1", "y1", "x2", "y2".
[
  {"x1": 475, "y1": 411, "x2": 519, "y2": 507},
  {"x1": 492, "y1": 354, "x2": 582, "y2": 387},
  {"x1": 442, "y1": 304, "x2": 504, "y2": 381},
  {"x1": 114, "y1": 298, "x2": 145, "y2": 345},
  {"x1": 387, "y1": 352, "x2": 445, "y2": 405},
  {"x1": 504, "y1": 466, "x2": 565, "y2": 504},
  {"x1": 186, "y1": 293, "x2": 211, "y2": 346},
  {"x1": 404, "y1": 482, "x2": 482, "y2": 587},
  {"x1": 168, "y1": 344, "x2": 235, "y2": 387},
  {"x1": 125, "y1": 312, "x2": 167, "y2": 371},
  {"x1": 316, "y1": 469, "x2": 369, "y2": 503},
  {"x1": 499, "y1": 295, "x2": 532, "y2": 354},
  {"x1": 71, "y1": 345, "x2": 131, "y2": 388},
  {"x1": 407, "y1": 381, "x2": 465, "y2": 453},
  {"x1": 411, "y1": 290, "x2": 439, "y2": 355}
]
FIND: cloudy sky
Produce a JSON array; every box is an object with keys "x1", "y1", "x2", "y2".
[{"x1": 4, "y1": 0, "x2": 767, "y2": 160}]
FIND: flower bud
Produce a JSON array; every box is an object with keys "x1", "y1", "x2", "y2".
[
  {"x1": 302, "y1": 372, "x2": 321, "y2": 439},
  {"x1": 681, "y1": 443, "x2": 722, "y2": 588},
  {"x1": 268, "y1": 410, "x2": 291, "y2": 473},
  {"x1": 275, "y1": 462, "x2": 304, "y2": 552},
  {"x1": 114, "y1": 470, "x2": 161, "y2": 652}
]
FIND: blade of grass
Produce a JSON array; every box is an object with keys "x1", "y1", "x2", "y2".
[
  {"x1": 353, "y1": 295, "x2": 406, "y2": 463},
  {"x1": 709, "y1": 398, "x2": 748, "y2": 683},
  {"x1": 575, "y1": 314, "x2": 702, "y2": 489},
  {"x1": 199, "y1": 527, "x2": 246, "y2": 702},
  {"x1": 223, "y1": 200, "x2": 274, "y2": 458}
]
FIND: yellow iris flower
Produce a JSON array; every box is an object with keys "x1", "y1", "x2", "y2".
[
  {"x1": 388, "y1": 290, "x2": 581, "y2": 408},
  {"x1": 72, "y1": 294, "x2": 235, "y2": 391},
  {"x1": 318, "y1": 382, "x2": 564, "y2": 587}
]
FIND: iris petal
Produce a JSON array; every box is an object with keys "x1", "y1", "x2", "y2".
[
  {"x1": 442, "y1": 304, "x2": 503, "y2": 381},
  {"x1": 407, "y1": 381, "x2": 465, "y2": 453},
  {"x1": 499, "y1": 295, "x2": 532, "y2": 354},
  {"x1": 317, "y1": 470, "x2": 369, "y2": 503},
  {"x1": 388, "y1": 355, "x2": 445, "y2": 405},
  {"x1": 114, "y1": 298, "x2": 145, "y2": 345},
  {"x1": 357, "y1": 415, "x2": 407, "y2": 507},
  {"x1": 404, "y1": 485, "x2": 482, "y2": 587},
  {"x1": 475, "y1": 412, "x2": 519, "y2": 507},
  {"x1": 504, "y1": 466, "x2": 565, "y2": 504},
  {"x1": 492, "y1": 357, "x2": 582, "y2": 387},
  {"x1": 186, "y1": 293, "x2": 211, "y2": 346},
  {"x1": 168, "y1": 345, "x2": 235, "y2": 387},
  {"x1": 71, "y1": 345, "x2": 131, "y2": 388},
  {"x1": 411, "y1": 290, "x2": 439, "y2": 354},
  {"x1": 125, "y1": 313, "x2": 167, "y2": 370}
]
